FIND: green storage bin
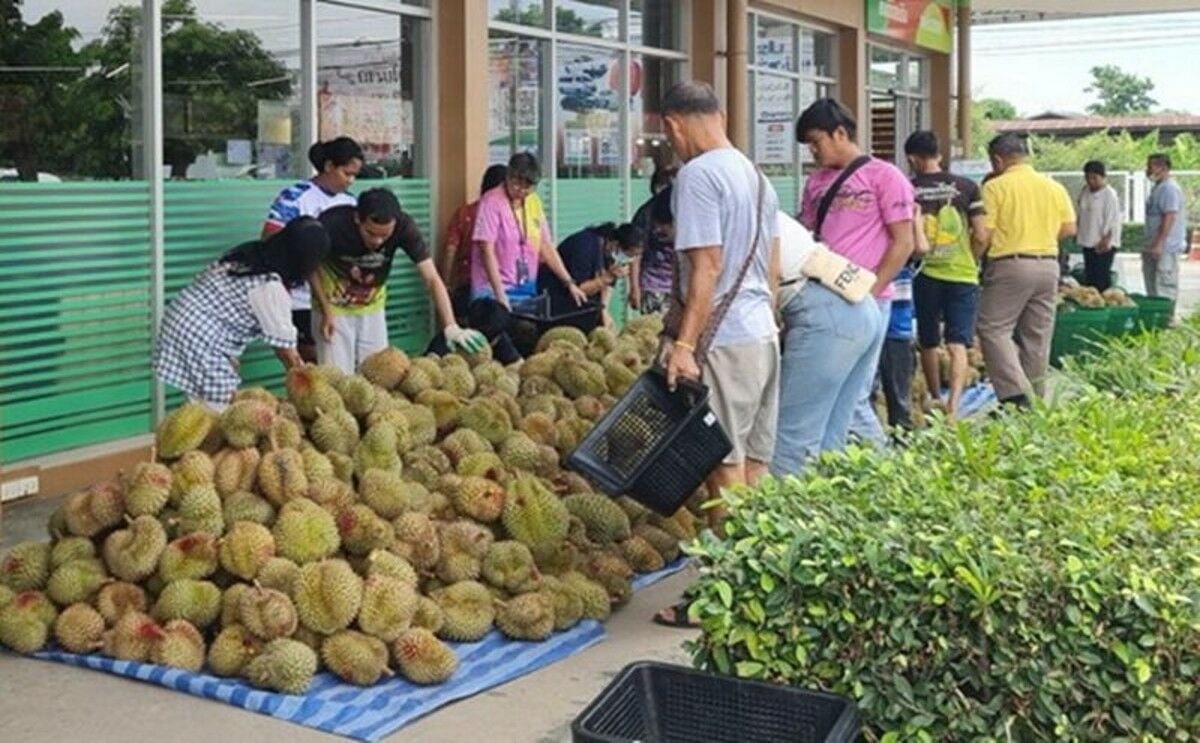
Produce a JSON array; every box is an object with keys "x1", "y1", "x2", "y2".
[
  {"x1": 1051, "y1": 306, "x2": 1111, "y2": 367},
  {"x1": 1130, "y1": 294, "x2": 1175, "y2": 330},
  {"x1": 1105, "y1": 305, "x2": 1139, "y2": 336}
]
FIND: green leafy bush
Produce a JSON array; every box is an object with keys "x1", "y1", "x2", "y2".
[{"x1": 688, "y1": 321, "x2": 1200, "y2": 740}]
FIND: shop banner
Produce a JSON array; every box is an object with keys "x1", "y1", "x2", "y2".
[
  {"x1": 754, "y1": 76, "x2": 793, "y2": 166},
  {"x1": 866, "y1": 0, "x2": 954, "y2": 53}
]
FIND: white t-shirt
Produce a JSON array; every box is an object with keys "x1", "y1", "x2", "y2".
[
  {"x1": 776, "y1": 211, "x2": 817, "y2": 309},
  {"x1": 264, "y1": 180, "x2": 357, "y2": 309}
]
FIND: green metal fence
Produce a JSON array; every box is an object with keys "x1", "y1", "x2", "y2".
[{"x1": 1, "y1": 178, "x2": 433, "y2": 464}]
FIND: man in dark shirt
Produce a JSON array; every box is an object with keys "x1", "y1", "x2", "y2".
[
  {"x1": 905, "y1": 130, "x2": 988, "y2": 419},
  {"x1": 313, "y1": 188, "x2": 484, "y2": 373}
]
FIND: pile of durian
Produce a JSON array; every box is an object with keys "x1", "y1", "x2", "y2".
[{"x1": 0, "y1": 315, "x2": 699, "y2": 694}]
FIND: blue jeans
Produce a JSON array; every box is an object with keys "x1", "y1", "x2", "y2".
[
  {"x1": 847, "y1": 298, "x2": 891, "y2": 445},
  {"x1": 770, "y1": 284, "x2": 885, "y2": 477}
]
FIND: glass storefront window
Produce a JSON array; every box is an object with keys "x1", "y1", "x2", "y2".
[
  {"x1": 2, "y1": 1, "x2": 141, "y2": 181},
  {"x1": 803, "y1": 28, "x2": 836, "y2": 79},
  {"x1": 556, "y1": 1, "x2": 621, "y2": 40},
  {"x1": 488, "y1": 32, "x2": 549, "y2": 167},
  {"x1": 631, "y1": 54, "x2": 682, "y2": 182},
  {"x1": 490, "y1": 0, "x2": 549, "y2": 29},
  {"x1": 756, "y1": 16, "x2": 796, "y2": 73},
  {"x1": 869, "y1": 47, "x2": 903, "y2": 91},
  {"x1": 631, "y1": 0, "x2": 684, "y2": 50},
  {"x1": 317, "y1": 6, "x2": 429, "y2": 178}
]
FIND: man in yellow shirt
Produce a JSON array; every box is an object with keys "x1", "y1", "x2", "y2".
[{"x1": 979, "y1": 134, "x2": 1077, "y2": 407}]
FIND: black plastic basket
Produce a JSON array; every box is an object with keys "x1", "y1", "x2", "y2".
[
  {"x1": 572, "y1": 662, "x2": 861, "y2": 743},
  {"x1": 510, "y1": 293, "x2": 603, "y2": 357},
  {"x1": 565, "y1": 369, "x2": 731, "y2": 516}
]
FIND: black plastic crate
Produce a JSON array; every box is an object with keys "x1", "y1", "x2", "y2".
[
  {"x1": 573, "y1": 662, "x2": 861, "y2": 743},
  {"x1": 510, "y1": 293, "x2": 603, "y2": 357},
  {"x1": 565, "y1": 369, "x2": 731, "y2": 516}
]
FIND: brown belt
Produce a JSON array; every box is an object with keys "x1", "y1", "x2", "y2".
[{"x1": 989, "y1": 254, "x2": 1057, "y2": 262}]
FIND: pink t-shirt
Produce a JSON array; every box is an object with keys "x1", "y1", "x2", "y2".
[
  {"x1": 799, "y1": 158, "x2": 915, "y2": 300},
  {"x1": 469, "y1": 185, "x2": 551, "y2": 296}
]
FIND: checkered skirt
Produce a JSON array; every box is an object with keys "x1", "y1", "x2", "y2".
[{"x1": 153, "y1": 263, "x2": 292, "y2": 404}]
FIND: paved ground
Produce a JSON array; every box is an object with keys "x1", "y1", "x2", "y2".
[{"x1": 0, "y1": 490, "x2": 695, "y2": 743}]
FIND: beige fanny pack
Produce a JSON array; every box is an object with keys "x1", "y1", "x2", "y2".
[{"x1": 802, "y1": 243, "x2": 876, "y2": 303}]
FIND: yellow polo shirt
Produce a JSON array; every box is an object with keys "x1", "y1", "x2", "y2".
[{"x1": 982, "y1": 164, "x2": 1076, "y2": 257}]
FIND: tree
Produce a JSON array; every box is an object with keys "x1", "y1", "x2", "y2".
[
  {"x1": 967, "y1": 97, "x2": 1018, "y2": 158},
  {"x1": 1085, "y1": 65, "x2": 1157, "y2": 116},
  {"x1": 976, "y1": 98, "x2": 1017, "y2": 121}
]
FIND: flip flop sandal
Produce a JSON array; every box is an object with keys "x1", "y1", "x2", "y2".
[{"x1": 652, "y1": 599, "x2": 698, "y2": 628}]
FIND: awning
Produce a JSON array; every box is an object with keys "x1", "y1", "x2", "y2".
[{"x1": 973, "y1": 0, "x2": 1200, "y2": 25}]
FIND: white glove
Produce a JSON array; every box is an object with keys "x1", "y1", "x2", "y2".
[
  {"x1": 445, "y1": 324, "x2": 488, "y2": 354},
  {"x1": 802, "y1": 243, "x2": 877, "y2": 303}
]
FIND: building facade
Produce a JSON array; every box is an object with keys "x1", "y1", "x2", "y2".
[{"x1": 0, "y1": 0, "x2": 958, "y2": 476}]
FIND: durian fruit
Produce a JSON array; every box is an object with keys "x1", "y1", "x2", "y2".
[
  {"x1": 95, "y1": 582, "x2": 148, "y2": 625},
  {"x1": 481, "y1": 541, "x2": 537, "y2": 594},
  {"x1": 392, "y1": 512, "x2": 441, "y2": 570},
  {"x1": 536, "y1": 326, "x2": 587, "y2": 352},
  {"x1": 500, "y1": 431, "x2": 551, "y2": 474},
  {"x1": 441, "y1": 364, "x2": 477, "y2": 399},
  {"x1": 256, "y1": 557, "x2": 301, "y2": 594},
  {"x1": 123, "y1": 462, "x2": 173, "y2": 517},
  {"x1": 268, "y1": 416, "x2": 304, "y2": 451},
  {"x1": 310, "y1": 408, "x2": 360, "y2": 456},
  {"x1": 650, "y1": 508, "x2": 698, "y2": 542},
  {"x1": 244, "y1": 638, "x2": 318, "y2": 694},
  {"x1": 334, "y1": 375, "x2": 378, "y2": 417},
  {"x1": 54, "y1": 603, "x2": 106, "y2": 653},
  {"x1": 392, "y1": 628, "x2": 458, "y2": 685},
  {"x1": 450, "y1": 476, "x2": 506, "y2": 523},
  {"x1": 222, "y1": 490, "x2": 276, "y2": 527},
  {"x1": 157, "y1": 533, "x2": 220, "y2": 583},
  {"x1": 306, "y1": 477, "x2": 356, "y2": 515},
  {"x1": 233, "y1": 387, "x2": 279, "y2": 410},
  {"x1": 538, "y1": 575, "x2": 584, "y2": 630},
  {"x1": 456, "y1": 451, "x2": 506, "y2": 481},
  {"x1": 573, "y1": 396, "x2": 607, "y2": 422},
  {"x1": 169, "y1": 451, "x2": 216, "y2": 504},
  {"x1": 619, "y1": 535, "x2": 666, "y2": 573},
  {"x1": 561, "y1": 572, "x2": 611, "y2": 621},
  {"x1": 156, "y1": 402, "x2": 216, "y2": 460},
  {"x1": 518, "y1": 412, "x2": 559, "y2": 448},
  {"x1": 495, "y1": 592, "x2": 555, "y2": 641},
  {"x1": 354, "y1": 423, "x2": 403, "y2": 478},
  {"x1": 0, "y1": 542, "x2": 51, "y2": 592},
  {"x1": 0, "y1": 592, "x2": 52, "y2": 653},
  {"x1": 258, "y1": 448, "x2": 309, "y2": 507},
  {"x1": 555, "y1": 417, "x2": 594, "y2": 457},
  {"x1": 403, "y1": 445, "x2": 452, "y2": 483},
  {"x1": 11, "y1": 590, "x2": 56, "y2": 627},
  {"x1": 151, "y1": 619, "x2": 205, "y2": 671},
  {"x1": 364, "y1": 550, "x2": 419, "y2": 589},
  {"x1": 101, "y1": 610, "x2": 161, "y2": 661},
  {"x1": 400, "y1": 357, "x2": 444, "y2": 398},
  {"x1": 0, "y1": 585, "x2": 13, "y2": 607},
  {"x1": 431, "y1": 580, "x2": 495, "y2": 642},
  {"x1": 64, "y1": 481, "x2": 124, "y2": 538},
  {"x1": 358, "y1": 469, "x2": 409, "y2": 520},
  {"x1": 219, "y1": 522, "x2": 276, "y2": 580},
  {"x1": 238, "y1": 585, "x2": 298, "y2": 640},
  {"x1": 208, "y1": 624, "x2": 264, "y2": 676},
  {"x1": 292, "y1": 559, "x2": 363, "y2": 634},
  {"x1": 615, "y1": 496, "x2": 651, "y2": 526},
  {"x1": 582, "y1": 552, "x2": 633, "y2": 605},
  {"x1": 416, "y1": 389, "x2": 464, "y2": 434},
  {"x1": 502, "y1": 476, "x2": 570, "y2": 552},
  {"x1": 412, "y1": 596, "x2": 445, "y2": 634},
  {"x1": 322, "y1": 629, "x2": 391, "y2": 685},
  {"x1": 327, "y1": 452, "x2": 356, "y2": 483},
  {"x1": 603, "y1": 358, "x2": 638, "y2": 396},
  {"x1": 103, "y1": 515, "x2": 168, "y2": 583},
  {"x1": 336, "y1": 505, "x2": 394, "y2": 556},
  {"x1": 563, "y1": 494, "x2": 631, "y2": 544},
  {"x1": 272, "y1": 498, "x2": 341, "y2": 564},
  {"x1": 290, "y1": 625, "x2": 324, "y2": 655},
  {"x1": 172, "y1": 485, "x2": 225, "y2": 538},
  {"x1": 436, "y1": 521, "x2": 494, "y2": 584},
  {"x1": 520, "y1": 375, "x2": 564, "y2": 398},
  {"x1": 219, "y1": 583, "x2": 252, "y2": 628},
  {"x1": 440, "y1": 428, "x2": 493, "y2": 467},
  {"x1": 285, "y1": 366, "x2": 345, "y2": 421},
  {"x1": 633, "y1": 523, "x2": 681, "y2": 563},
  {"x1": 311, "y1": 363, "x2": 347, "y2": 385},
  {"x1": 487, "y1": 391, "x2": 525, "y2": 430},
  {"x1": 213, "y1": 448, "x2": 261, "y2": 498},
  {"x1": 218, "y1": 400, "x2": 276, "y2": 449},
  {"x1": 459, "y1": 398, "x2": 513, "y2": 445},
  {"x1": 553, "y1": 359, "x2": 608, "y2": 399},
  {"x1": 299, "y1": 445, "x2": 336, "y2": 482},
  {"x1": 152, "y1": 579, "x2": 221, "y2": 629},
  {"x1": 358, "y1": 574, "x2": 419, "y2": 642},
  {"x1": 360, "y1": 347, "x2": 411, "y2": 391},
  {"x1": 531, "y1": 541, "x2": 579, "y2": 577},
  {"x1": 45, "y1": 558, "x2": 107, "y2": 606}
]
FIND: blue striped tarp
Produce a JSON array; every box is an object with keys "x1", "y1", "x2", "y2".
[
  {"x1": 956, "y1": 383, "x2": 997, "y2": 419},
  {"x1": 28, "y1": 557, "x2": 692, "y2": 741}
]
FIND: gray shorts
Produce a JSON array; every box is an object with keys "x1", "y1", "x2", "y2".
[{"x1": 703, "y1": 338, "x2": 780, "y2": 465}]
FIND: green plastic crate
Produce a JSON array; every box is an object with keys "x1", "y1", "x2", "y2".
[
  {"x1": 1129, "y1": 294, "x2": 1175, "y2": 330},
  {"x1": 1105, "y1": 305, "x2": 1139, "y2": 336},
  {"x1": 1051, "y1": 306, "x2": 1111, "y2": 367}
]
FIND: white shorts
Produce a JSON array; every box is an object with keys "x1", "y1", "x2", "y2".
[{"x1": 313, "y1": 309, "x2": 389, "y2": 374}]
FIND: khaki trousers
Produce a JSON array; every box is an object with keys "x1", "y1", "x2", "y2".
[{"x1": 977, "y1": 257, "x2": 1059, "y2": 400}]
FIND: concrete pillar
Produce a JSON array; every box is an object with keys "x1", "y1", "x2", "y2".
[
  {"x1": 435, "y1": 0, "x2": 489, "y2": 237},
  {"x1": 957, "y1": 3, "x2": 972, "y2": 157},
  {"x1": 837, "y1": 25, "x2": 867, "y2": 149},
  {"x1": 726, "y1": 0, "x2": 749, "y2": 150},
  {"x1": 930, "y1": 53, "x2": 952, "y2": 161},
  {"x1": 690, "y1": 0, "x2": 724, "y2": 93}
]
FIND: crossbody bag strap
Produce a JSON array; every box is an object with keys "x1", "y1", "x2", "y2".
[
  {"x1": 694, "y1": 167, "x2": 768, "y2": 365},
  {"x1": 814, "y1": 155, "x2": 872, "y2": 241}
]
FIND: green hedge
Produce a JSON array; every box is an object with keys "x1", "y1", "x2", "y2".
[{"x1": 687, "y1": 321, "x2": 1200, "y2": 741}]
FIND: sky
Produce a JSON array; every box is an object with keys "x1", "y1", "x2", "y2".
[{"x1": 972, "y1": 11, "x2": 1200, "y2": 116}]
